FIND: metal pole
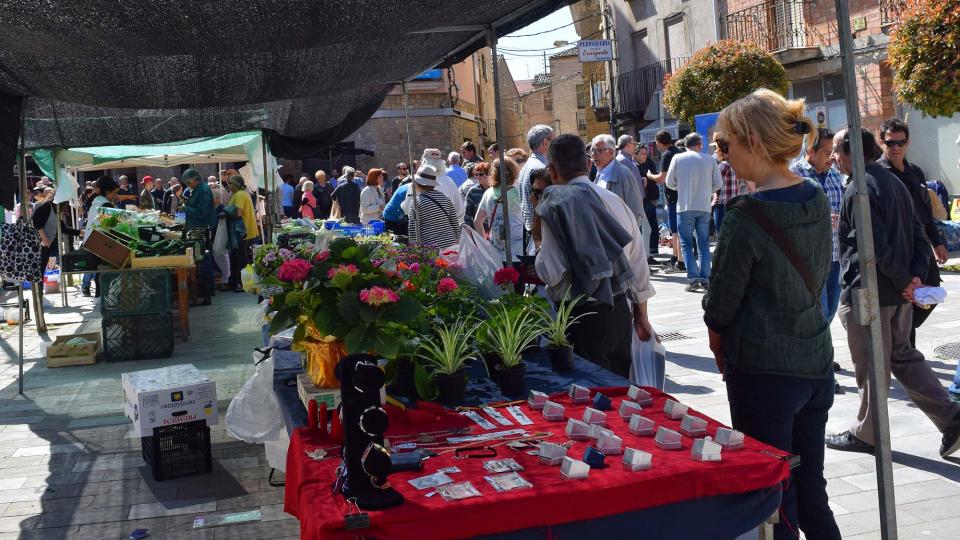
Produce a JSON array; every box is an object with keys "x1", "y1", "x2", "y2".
[
  {"x1": 489, "y1": 25, "x2": 513, "y2": 266},
  {"x1": 17, "y1": 106, "x2": 27, "y2": 396},
  {"x1": 403, "y1": 81, "x2": 418, "y2": 242},
  {"x1": 260, "y1": 131, "x2": 272, "y2": 242},
  {"x1": 600, "y1": 0, "x2": 617, "y2": 136},
  {"x1": 835, "y1": 1, "x2": 897, "y2": 538},
  {"x1": 54, "y1": 152, "x2": 68, "y2": 308}
]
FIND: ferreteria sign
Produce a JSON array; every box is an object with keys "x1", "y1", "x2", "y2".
[{"x1": 578, "y1": 40, "x2": 613, "y2": 62}]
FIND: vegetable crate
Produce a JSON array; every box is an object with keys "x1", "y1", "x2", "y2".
[
  {"x1": 102, "y1": 312, "x2": 174, "y2": 362},
  {"x1": 46, "y1": 332, "x2": 101, "y2": 368},
  {"x1": 99, "y1": 270, "x2": 171, "y2": 317},
  {"x1": 61, "y1": 249, "x2": 100, "y2": 272},
  {"x1": 141, "y1": 419, "x2": 212, "y2": 481}
]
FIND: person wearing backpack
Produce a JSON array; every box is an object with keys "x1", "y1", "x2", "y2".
[{"x1": 473, "y1": 157, "x2": 523, "y2": 263}]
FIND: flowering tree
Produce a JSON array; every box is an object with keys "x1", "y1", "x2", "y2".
[
  {"x1": 663, "y1": 40, "x2": 788, "y2": 126},
  {"x1": 888, "y1": 0, "x2": 960, "y2": 117}
]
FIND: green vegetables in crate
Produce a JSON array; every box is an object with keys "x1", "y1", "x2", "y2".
[{"x1": 130, "y1": 239, "x2": 186, "y2": 257}]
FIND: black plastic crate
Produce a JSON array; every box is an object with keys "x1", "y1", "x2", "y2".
[
  {"x1": 141, "y1": 420, "x2": 212, "y2": 481},
  {"x1": 99, "y1": 270, "x2": 171, "y2": 317},
  {"x1": 62, "y1": 249, "x2": 100, "y2": 272},
  {"x1": 102, "y1": 312, "x2": 174, "y2": 362}
]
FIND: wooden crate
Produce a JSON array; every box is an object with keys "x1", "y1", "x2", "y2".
[
  {"x1": 131, "y1": 248, "x2": 194, "y2": 269},
  {"x1": 47, "y1": 332, "x2": 101, "y2": 368}
]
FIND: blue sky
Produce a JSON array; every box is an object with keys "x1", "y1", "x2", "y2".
[{"x1": 500, "y1": 7, "x2": 581, "y2": 81}]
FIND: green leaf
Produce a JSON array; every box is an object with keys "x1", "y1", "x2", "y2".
[
  {"x1": 344, "y1": 324, "x2": 375, "y2": 354},
  {"x1": 383, "y1": 296, "x2": 422, "y2": 323},
  {"x1": 375, "y1": 332, "x2": 401, "y2": 359},
  {"x1": 342, "y1": 246, "x2": 358, "y2": 260},
  {"x1": 293, "y1": 323, "x2": 307, "y2": 343},
  {"x1": 358, "y1": 301, "x2": 380, "y2": 323},
  {"x1": 285, "y1": 291, "x2": 301, "y2": 307},
  {"x1": 414, "y1": 362, "x2": 439, "y2": 401},
  {"x1": 312, "y1": 307, "x2": 338, "y2": 335},
  {"x1": 339, "y1": 293, "x2": 362, "y2": 324},
  {"x1": 269, "y1": 307, "x2": 294, "y2": 333}
]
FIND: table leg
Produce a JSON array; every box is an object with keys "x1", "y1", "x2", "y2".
[
  {"x1": 175, "y1": 268, "x2": 190, "y2": 341},
  {"x1": 757, "y1": 511, "x2": 778, "y2": 540}
]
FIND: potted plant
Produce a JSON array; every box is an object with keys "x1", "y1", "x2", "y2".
[
  {"x1": 416, "y1": 319, "x2": 481, "y2": 406},
  {"x1": 539, "y1": 294, "x2": 591, "y2": 372},
  {"x1": 484, "y1": 304, "x2": 545, "y2": 397}
]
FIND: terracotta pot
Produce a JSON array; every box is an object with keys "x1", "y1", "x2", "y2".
[
  {"x1": 435, "y1": 370, "x2": 468, "y2": 407},
  {"x1": 545, "y1": 345, "x2": 574, "y2": 372},
  {"x1": 495, "y1": 363, "x2": 526, "y2": 397}
]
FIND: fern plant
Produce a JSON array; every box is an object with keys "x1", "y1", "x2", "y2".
[
  {"x1": 483, "y1": 304, "x2": 546, "y2": 368},
  {"x1": 416, "y1": 318, "x2": 481, "y2": 375},
  {"x1": 538, "y1": 294, "x2": 592, "y2": 348}
]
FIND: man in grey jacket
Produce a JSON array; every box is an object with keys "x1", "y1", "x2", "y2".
[{"x1": 591, "y1": 134, "x2": 646, "y2": 236}]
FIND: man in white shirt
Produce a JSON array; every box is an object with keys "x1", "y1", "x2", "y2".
[
  {"x1": 402, "y1": 148, "x2": 465, "y2": 223},
  {"x1": 665, "y1": 132, "x2": 722, "y2": 292},
  {"x1": 534, "y1": 134, "x2": 654, "y2": 377}
]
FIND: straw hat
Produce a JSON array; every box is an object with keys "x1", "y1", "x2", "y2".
[{"x1": 413, "y1": 165, "x2": 439, "y2": 187}]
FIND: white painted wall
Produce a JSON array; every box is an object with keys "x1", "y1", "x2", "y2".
[{"x1": 902, "y1": 107, "x2": 960, "y2": 195}]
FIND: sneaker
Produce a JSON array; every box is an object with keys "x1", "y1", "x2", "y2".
[
  {"x1": 833, "y1": 361, "x2": 842, "y2": 372},
  {"x1": 834, "y1": 381, "x2": 845, "y2": 394},
  {"x1": 81, "y1": 288, "x2": 91, "y2": 297},
  {"x1": 824, "y1": 431, "x2": 874, "y2": 454},
  {"x1": 939, "y1": 412, "x2": 960, "y2": 458},
  {"x1": 684, "y1": 283, "x2": 699, "y2": 292},
  {"x1": 676, "y1": 261, "x2": 686, "y2": 272},
  {"x1": 698, "y1": 281, "x2": 708, "y2": 292}
]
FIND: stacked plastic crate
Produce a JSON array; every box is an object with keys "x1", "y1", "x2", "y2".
[{"x1": 99, "y1": 270, "x2": 174, "y2": 361}]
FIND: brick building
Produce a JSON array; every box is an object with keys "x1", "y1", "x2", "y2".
[{"x1": 720, "y1": 0, "x2": 906, "y2": 133}]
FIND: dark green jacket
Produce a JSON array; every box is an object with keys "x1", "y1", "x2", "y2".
[
  {"x1": 702, "y1": 181, "x2": 833, "y2": 379},
  {"x1": 183, "y1": 181, "x2": 217, "y2": 229}
]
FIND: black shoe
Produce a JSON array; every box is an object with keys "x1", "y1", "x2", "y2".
[
  {"x1": 825, "y1": 431, "x2": 874, "y2": 454},
  {"x1": 647, "y1": 257, "x2": 659, "y2": 267},
  {"x1": 676, "y1": 262, "x2": 686, "y2": 272},
  {"x1": 81, "y1": 288, "x2": 91, "y2": 297},
  {"x1": 940, "y1": 413, "x2": 960, "y2": 458},
  {"x1": 834, "y1": 381, "x2": 845, "y2": 394},
  {"x1": 833, "y1": 361, "x2": 842, "y2": 372}
]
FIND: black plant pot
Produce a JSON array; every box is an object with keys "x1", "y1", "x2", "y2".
[
  {"x1": 435, "y1": 370, "x2": 468, "y2": 407},
  {"x1": 390, "y1": 358, "x2": 418, "y2": 401},
  {"x1": 495, "y1": 363, "x2": 526, "y2": 397},
  {"x1": 545, "y1": 345, "x2": 574, "y2": 372},
  {"x1": 482, "y1": 352, "x2": 502, "y2": 381}
]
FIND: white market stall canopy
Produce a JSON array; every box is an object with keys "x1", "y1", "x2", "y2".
[{"x1": 34, "y1": 131, "x2": 280, "y2": 203}]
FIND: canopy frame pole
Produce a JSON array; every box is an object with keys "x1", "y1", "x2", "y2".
[
  {"x1": 54, "y1": 151, "x2": 68, "y2": 308},
  {"x1": 836, "y1": 1, "x2": 897, "y2": 537},
  {"x1": 404, "y1": 81, "x2": 418, "y2": 242},
  {"x1": 488, "y1": 25, "x2": 513, "y2": 267},
  {"x1": 17, "y1": 106, "x2": 28, "y2": 396},
  {"x1": 261, "y1": 131, "x2": 272, "y2": 243}
]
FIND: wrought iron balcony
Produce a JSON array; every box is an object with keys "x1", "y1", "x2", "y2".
[
  {"x1": 724, "y1": 0, "x2": 812, "y2": 52},
  {"x1": 613, "y1": 57, "x2": 687, "y2": 117},
  {"x1": 879, "y1": 0, "x2": 906, "y2": 26}
]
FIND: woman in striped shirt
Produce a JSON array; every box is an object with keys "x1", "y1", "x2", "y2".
[{"x1": 409, "y1": 165, "x2": 461, "y2": 250}]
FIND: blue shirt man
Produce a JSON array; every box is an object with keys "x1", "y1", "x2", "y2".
[
  {"x1": 279, "y1": 181, "x2": 295, "y2": 217},
  {"x1": 446, "y1": 152, "x2": 468, "y2": 187}
]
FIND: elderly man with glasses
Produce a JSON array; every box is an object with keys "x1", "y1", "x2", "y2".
[
  {"x1": 517, "y1": 125, "x2": 554, "y2": 253},
  {"x1": 591, "y1": 134, "x2": 646, "y2": 241}
]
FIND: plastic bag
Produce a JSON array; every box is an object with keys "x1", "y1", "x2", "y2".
[
  {"x1": 629, "y1": 331, "x2": 666, "y2": 390},
  {"x1": 225, "y1": 350, "x2": 285, "y2": 443},
  {"x1": 241, "y1": 264, "x2": 259, "y2": 294},
  {"x1": 212, "y1": 218, "x2": 229, "y2": 256},
  {"x1": 443, "y1": 225, "x2": 503, "y2": 299}
]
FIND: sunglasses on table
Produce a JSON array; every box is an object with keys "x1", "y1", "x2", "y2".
[{"x1": 883, "y1": 139, "x2": 908, "y2": 147}]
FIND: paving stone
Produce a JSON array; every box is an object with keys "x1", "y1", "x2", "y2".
[
  {"x1": 35, "y1": 504, "x2": 129, "y2": 528},
  {"x1": 212, "y1": 518, "x2": 300, "y2": 539},
  {"x1": 3, "y1": 496, "x2": 94, "y2": 517},
  {"x1": 71, "y1": 456, "x2": 146, "y2": 473},
  {"x1": 128, "y1": 498, "x2": 217, "y2": 520},
  {"x1": 11, "y1": 443, "x2": 86, "y2": 457},
  {"x1": 259, "y1": 503, "x2": 295, "y2": 522},
  {"x1": 0, "y1": 479, "x2": 26, "y2": 492}
]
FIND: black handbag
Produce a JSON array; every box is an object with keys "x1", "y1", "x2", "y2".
[{"x1": 0, "y1": 218, "x2": 44, "y2": 282}]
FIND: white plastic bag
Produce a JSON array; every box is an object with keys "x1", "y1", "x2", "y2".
[
  {"x1": 444, "y1": 225, "x2": 503, "y2": 299},
  {"x1": 212, "y1": 219, "x2": 229, "y2": 256},
  {"x1": 629, "y1": 331, "x2": 666, "y2": 390},
  {"x1": 225, "y1": 350, "x2": 285, "y2": 443}
]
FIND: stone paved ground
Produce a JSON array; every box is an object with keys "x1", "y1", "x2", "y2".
[{"x1": 2, "y1": 254, "x2": 960, "y2": 539}]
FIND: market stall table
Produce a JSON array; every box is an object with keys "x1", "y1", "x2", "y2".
[{"x1": 278, "y1": 352, "x2": 790, "y2": 539}]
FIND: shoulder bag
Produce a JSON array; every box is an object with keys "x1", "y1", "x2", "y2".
[{"x1": 0, "y1": 218, "x2": 44, "y2": 282}]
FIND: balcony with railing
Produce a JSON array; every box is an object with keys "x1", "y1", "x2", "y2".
[
  {"x1": 724, "y1": 0, "x2": 812, "y2": 53},
  {"x1": 612, "y1": 57, "x2": 687, "y2": 118},
  {"x1": 878, "y1": 0, "x2": 907, "y2": 26}
]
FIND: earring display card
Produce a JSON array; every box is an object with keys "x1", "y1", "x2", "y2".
[
  {"x1": 623, "y1": 447, "x2": 653, "y2": 472},
  {"x1": 560, "y1": 456, "x2": 590, "y2": 480},
  {"x1": 587, "y1": 424, "x2": 614, "y2": 441},
  {"x1": 538, "y1": 441, "x2": 568, "y2": 466},
  {"x1": 597, "y1": 433, "x2": 623, "y2": 456},
  {"x1": 692, "y1": 437, "x2": 722, "y2": 462},
  {"x1": 484, "y1": 472, "x2": 534, "y2": 493},
  {"x1": 619, "y1": 400, "x2": 643, "y2": 420},
  {"x1": 583, "y1": 407, "x2": 607, "y2": 426},
  {"x1": 565, "y1": 418, "x2": 591, "y2": 441},
  {"x1": 408, "y1": 472, "x2": 454, "y2": 490},
  {"x1": 663, "y1": 399, "x2": 689, "y2": 420},
  {"x1": 528, "y1": 390, "x2": 549, "y2": 410},
  {"x1": 542, "y1": 400, "x2": 566, "y2": 422},
  {"x1": 715, "y1": 427, "x2": 745, "y2": 450},
  {"x1": 627, "y1": 385, "x2": 653, "y2": 406},
  {"x1": 628, "y1": 414, "x2": 656, "y2": 436},
  {"x1": 569, "y1": 384, "x2": 591, "y2": 404},
  {"x1": 592, "y1": 393, "x2": 612, "y2": 411},
  {"x1": 679, "y1": 414, "x2": 708, "y2": 437},
  {"x1": 582, "y1": 446, "x2": 606, "y2": 469},
  {"x1": 482, "y1": 458, "x2": 524, "y2": 473},
  {"x1": 655, "y1": 427, "x2": 683, "y2": 450},
  {"x1": 436, "y1": 481, "x2": 483, "y2": 502}
]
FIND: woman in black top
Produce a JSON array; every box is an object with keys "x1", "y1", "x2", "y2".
[{"x1": 636, "y1": 145, "x2": 661, "y2": 257}]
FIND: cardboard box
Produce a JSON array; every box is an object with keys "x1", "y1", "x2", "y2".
[
  {"x1": 47, "y1": 332, "x2": 101, "y2": 367},
  {"x1": 83, "y1": 229, "x2": 133, "y2": 269},
  {"x1": 122, "y1": 364, "x2": 218, "y2": 437},
  {"x1": 297, "y1": 372, "x2": 342, "y2": 409}
]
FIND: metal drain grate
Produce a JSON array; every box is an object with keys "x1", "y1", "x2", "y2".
[
  {"x1": 935, "y1": 342, "x2": 960, "y2": 360},
  {"x1": 658, "y1": 331, "x2": 692, "y2": 343}
]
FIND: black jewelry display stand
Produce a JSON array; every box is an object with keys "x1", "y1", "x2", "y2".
[{"x1": 337, "y1": 353, "x2": 404, "y2": 510}]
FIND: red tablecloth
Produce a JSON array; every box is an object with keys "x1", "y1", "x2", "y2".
[{"x1": 285, "y1": 387, "x2": 790, "y2": 540}]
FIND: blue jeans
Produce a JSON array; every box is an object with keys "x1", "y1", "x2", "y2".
[
  {"x1": 678, "y1": 211, "x2": 711, "y2": 284},
  {"x1": 726, "y1": 369, "x2": 841, "y2": 540},
  {"x1": 713, "y1": 204, "x2": 726, "y2": 233},
  {"x1": 950, "y1": 364, "x2": 960, "y2": 399},
  {"x1": 820, "y1": 261, "x2": 842, "y2": 322},
  {"x1": 82, "y1": 272, "x2": 93, "y2": 289}
]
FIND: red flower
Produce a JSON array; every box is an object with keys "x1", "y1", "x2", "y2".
[
  {"x1": 277, "y1": 259, "x2": 311, "y2": 283},
  {"x1": 434, "y1": 257, "x2": 449, "y2": 269},
  {"x1": 494, "y1": 267, "x2": 520, "y2": 287},
  {"x1": 437, "y1": 277, "x2": 458, "y2": 295},
  {"x1": 314, "y1": 250, "x2": 330, "y2": 262},
  {"x1": 403, "y1": 280, "x2": 416, "y2": 292}
]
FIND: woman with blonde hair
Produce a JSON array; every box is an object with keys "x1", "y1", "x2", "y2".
[
  {"x1": 300, "y1": 180, "x2": 317, "y2": 220},
  {"x1": 702, "y1": 89, "x2": 840, "y2": 539},
  {"x1": 504, "y1": 147, "x2": 528, "y2": 166}
]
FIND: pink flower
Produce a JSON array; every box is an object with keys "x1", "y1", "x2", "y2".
[
  {"x1": 409, "y1": 263, "x2": 421, "y2": 273},
  {"x1": 277, "y1": 259, "x2": 312, "y2": 283},
  {"x1": 494, "y1": 267, "x2": 520, "y2": 287},
  {"x1": 327, "y1": 264, "x2": 359, "y2": 280},
  {"x1": 359, "y1": 286, "x2": 400, "y2": 307},
  {"x1": 314, "y1": 250, "x2": 330, "y2": 262},
  {"x1": 437, "y1": 277, "x2": 458, "y2": 295}
]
